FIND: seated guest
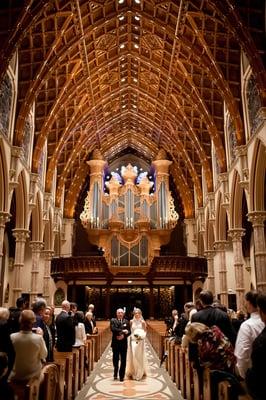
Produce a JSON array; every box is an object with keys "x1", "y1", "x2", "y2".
[
  {"x1": 85, "y1": 311, "x2": 97, "y2": 335},
  {"x1": 55, "y1": 300, "x2": 75, "y2": 352},
  {"x1": 246, "y1": 293, "x2": 266, "y2": 400},
  {"x1": 42, "y1": 308, "x2": 54, "y2": 362},
  {"x1": 0, "y1": 352, "x2": 14, "y2": 400},
  {"x1": 73, "y1": 311, "x2": 86, "y2": 347},
  {"x1": 9, "y1": 310, "x2": 47, "y2": 381}
]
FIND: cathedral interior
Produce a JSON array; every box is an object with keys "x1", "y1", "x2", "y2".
[{"x1": 0, "y1": 0, "x2": 265, "y2": 319}]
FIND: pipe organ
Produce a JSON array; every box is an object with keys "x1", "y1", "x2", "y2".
[{"x1": 80, "y1": 149, "x2": 179, "y2": 271}]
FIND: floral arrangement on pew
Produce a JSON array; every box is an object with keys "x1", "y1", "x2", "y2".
[{"x1": 133, "y1": 328, "x2": 146, "y2": 343}]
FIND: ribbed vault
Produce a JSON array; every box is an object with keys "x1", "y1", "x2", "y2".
[{"x1": 0, "y1": 0, "x2": 265, "y2": 219}]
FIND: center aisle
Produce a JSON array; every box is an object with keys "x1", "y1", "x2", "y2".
[{"x1": 76, "y1": 340, "x2": 183, "y2": 400}]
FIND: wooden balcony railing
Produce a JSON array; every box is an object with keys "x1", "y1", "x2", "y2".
[
  {"x1": 51, "y1": 255, "x2": 207, "y2": 283},
  {"x1": 148, "y1": 255, "x2": 207, "y2": 280}
]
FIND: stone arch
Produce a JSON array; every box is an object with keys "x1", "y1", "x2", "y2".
[
  {"x1": 216, "y1": 192, "x2": 229, "y2": 241},
  {"x1": 250, "y1": 139, "x2": 266, "y2": 212},
  {"x1": 30, "y1": 191, "x2": 43, "y2": 242},
  {"x1": 14, "y1": 170, "x2": 28, "y2": 229},
  {"x1": 0, "y1": 140, "x2": 9, "y2": 211},
  {"x1": 230, "y1": 170, "x2": 243, "y2": 229},
  {"x1": 43, "y1": 209, "x2": 53, "y2": 251}
]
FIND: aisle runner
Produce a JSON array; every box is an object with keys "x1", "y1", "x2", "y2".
[{"x1": 76, "y1": 340, "x2": 182, "y2": 400}]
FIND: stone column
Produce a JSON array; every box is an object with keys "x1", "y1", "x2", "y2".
[
  {"x1": 0, "y1": 212, "x2": 10, "y2": 305},
  {"x1": 204, "y1": 250, "x2": 215, "y2": 294},
  {"x1": 248, "y1": 211, "x2": 266, "y2": 291},
  {"x1": 29, "y1": 241, "x2": 44, "y2": 303},
  {"x1": 42, "y1": 250, "x2": 54, "y2": 303},
  {"x1": 228, "y1": 229, "x2": 245, "y2": 310},
  {"x1": 214, "y1": 241, "x2": 228, "y2": 307},
  {"x1": 0, "y1": 212, "x2": 10, "y2": 264},
  {"x1": 12, "y1": 229, "x2": 29, "y2": 304}
]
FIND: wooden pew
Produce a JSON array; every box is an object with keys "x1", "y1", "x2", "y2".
[
  {"x1": 78, "y1": 345, "x2": 85, "y2": 389},
  {"x1": 71, "y1": 348, "x2": 79, "y2": 398},
  {"x1": 40, "y1": 363, "x2": 60, "y2": 400},
  {"x1": 9, "y1": 376, "x2": 40, "y2": 400},
  {"x1": 54, "y1": 351, "x2": 73, "y2": 400}
]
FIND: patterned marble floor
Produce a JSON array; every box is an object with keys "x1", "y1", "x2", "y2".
[{"x1": 76, "y1": 340, "x2": 183, "y2": 400}]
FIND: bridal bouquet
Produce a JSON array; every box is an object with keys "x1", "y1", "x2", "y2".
[{"x1": 133, "y1": 328, "x2": 146, "y2": 343}]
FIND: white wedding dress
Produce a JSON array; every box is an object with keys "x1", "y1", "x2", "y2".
[{"x1": 126, "y1": 318, "x2": 148, "y2": 380}]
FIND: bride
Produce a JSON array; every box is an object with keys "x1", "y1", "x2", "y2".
[{"x1": 126, "y1": 308, "x2": 148, "y2": 380}]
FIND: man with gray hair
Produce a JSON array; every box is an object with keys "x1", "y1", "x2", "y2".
[
  {"x1": 55, "y1": 300, "x2": 75, "y2": 352},
  {"x1": 110, "y1": 308, "x2": 130, "y2": 382}
]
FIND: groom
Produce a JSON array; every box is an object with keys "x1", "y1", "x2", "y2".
[{"x1": 110, "y1": 308, "x2": 131, "y2": 381}]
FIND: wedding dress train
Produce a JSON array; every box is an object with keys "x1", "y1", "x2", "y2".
[{"x1": 126, "y1": 319, "x2": 148, "y2": 380}]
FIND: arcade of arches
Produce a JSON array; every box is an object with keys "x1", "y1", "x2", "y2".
[{"x1": 0, "y1": 0, "x2": 265, "y2": 319}]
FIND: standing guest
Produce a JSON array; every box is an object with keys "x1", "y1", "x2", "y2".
[
  {"x1": 73, "y1": 311, "x2": 86, "y2": 347},
  {"x1": 165, "y1": 309, "x2": 178, "y2": 334},
  {"x1": 0, "y1": 352, "x2": 14, "y2": 400},
  {"x1": 8, "y1": 297, "x2": 28, "y2": 334},
  {"x1": 70, "y1": 302, "x2": 78, "y2": 316},
  {"x1": 110, "y1": 308, "x2": 130, "y2": 382},
  {"x1": 246, "y1": 293, "x2": 266, "y2": 400},
  {"x1": 32, "y1": 298, "x2": 47, "y2": 331},
  {"x1": 42, "y1": 308, "x2": 54, "y2": 362},
  {"x1": 46, "y1": 306, "x2": 56, "y2": 347},
  {"x1": 191, "y1": 290, "x2": 236, "y2": 345},
  {"x1": 85, "y1": 311, "x2": 97, "y2": 335},
  {"x1": 232, "y1": 310, "x2": 246, "y2": 334},
  {"x1": 55, "y1": 300, "x2": 75, "y2": 352},
  {"x1": 0, "y1": 308, "x2": 15, "y2": 377},
  {"x1": 9, "y1": 310, "x2": 47, "y2": 381},
  {"x1": 234, "y1": 291, "x2": 264, "y2": 379},
  {"x1": 88, "y1": 304, "x2": 96, "y2": 326}
]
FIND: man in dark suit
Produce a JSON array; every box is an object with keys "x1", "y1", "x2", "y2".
[
  {"x1": 55, "y1": 300, "x2": 76, "y2": 352},
  {"x1": 110, "y1": 308, "x2": 130, "y2": 382},
  {"x1": 246, "y1": 293, "x2": 266, "y2": 400},
  {"x1": 191, "y1": 290, "x2": 236, "y2": 344}
]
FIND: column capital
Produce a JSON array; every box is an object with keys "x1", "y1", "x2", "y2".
[
  {"x1": 29, "y1": 241, "x2": 44, "y2": 252},
  {"x1": 0, "y1": 211, "x2": 11, "y2": 226},
  {"x1": 228, "y1": 228, "x2": 246, "y2": 242},
  {"x1": 248, "y1": 211, "x2": 266, "y2": 226},
  {"x1": 42, "y1": 249, "x2": 54, "y2": 260},
  {"x1": 214, "y1": 240, "x2": 228, "y2": 251},
  {"x1": 12, "y1": 228, "x2": 29, "y2": 242},
  {"x1": 204, "y1": 250, "x2": 215, "y2": 258}
]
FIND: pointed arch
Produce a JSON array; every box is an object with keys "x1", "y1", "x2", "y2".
[
  {"x1": 43, "y1": 209, "x2": 53, "y2": 251},
  {"x1": 250, "y1": 139, "x2": 266, "y2": 212},
  {"x1": 216, "y1": 191, "x2": 229, "y2": 241},
  {"x1": 31, "y1": 191, "x2": 43, "y2": 242},
  {"x1": 230, "y1": 170, "x2": 244, "y2": 229},
  {"x1": 0, "y1": 139, "x2": 9, "y2": 211},
  {"x1": 14, "y1": 170, "x2": 28, "y2": 229}
]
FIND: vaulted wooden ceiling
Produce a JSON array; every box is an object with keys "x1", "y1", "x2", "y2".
[{"x1": 0, "y1": 0, "x2": 265, "y2": 219}]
